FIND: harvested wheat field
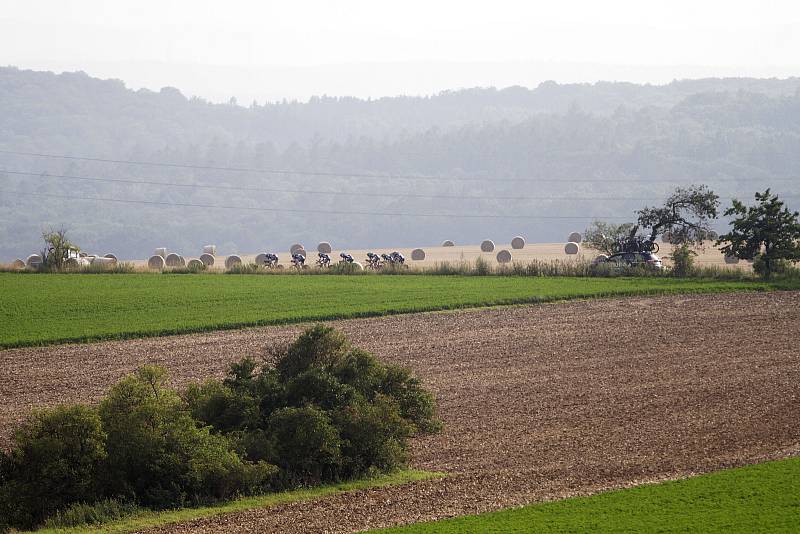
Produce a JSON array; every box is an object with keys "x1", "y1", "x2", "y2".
[
  {"x1": 1, "y1": 292, "x2": 798, "y2": 533},
  {"x1": 129, "y1": 241, "x2": 745, "y2": 270}
]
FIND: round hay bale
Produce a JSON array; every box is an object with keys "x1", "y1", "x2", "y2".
[
  {"x1": 564, "y1": 242, "x2": 580, "y2": 255},
  {"x1": 187, "y1": 258, "x2": 204, "y2": 269},
  {"x1": 593, "y1": 254, "x2": 609, "y2": 264},
  {"x1": 568, "y1": 232, "x2": 582, "y2": 243},
  {"x1": 411, "y1": 248, "x2": 426, "y2": 261},
  {"x1": 724, "y1": 254, "x2": 740, "y2": 265},
  {"x1": 154, "y1": 247, "x2": 167, "y2": 258},
  {"x1": 317, "y1": 242, "x2": 332, "y2": 254},
  {"x1": 90, "y1": 257, "x2": 115, "y2": 266},
  {"x1": 165, "y1": 253, "x2": 185, "y2": 267},
  {"x1": 202, "y1": 245, "x2": 217, "y2": 255},
  {"x1": 103, "y1": 253, "x2": 118, "y2": 262},
  {"x1": 225, "y1": 255, "x2": 242, "y2": 269},
  {"x1": 25, "y1": 254, "x2": 42, "y2": 268},
  {"x1": 199, "y1": 253, "x2": 215, "y2": 267},
  {"x1": 148, "y1": 255, "x2": 165, "y2": 270},
  {"x1": 442, "y1": 240, "x2": 455, "y2": 247},
  {"x1": 511, "y1": 236, "x2": 525, "y2": 249},
  {"x1": 255, "y1": 253, "x2": 269, "y2": 266},
  {"x1": 11, "y1": 258, "x2": 25, "y2": 269},
  {"x1": 496, "y1": 249, "x2": 512, "y2": 263},
  {"x1": 480, "y1": 240, "x2": 495, "y2": 252},
  {"x1": 290, "y1": 243, "x2": 304, "y2": 255},
  {"x1": 295, "y1": 248, "x2": 307, "y2": 258},
  {"x1": 351, "y1": 261, "x2": 364, "y2": 271}
]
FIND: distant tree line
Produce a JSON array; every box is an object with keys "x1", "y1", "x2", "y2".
[{"x1": 1, "y1": 67, "x2": 799, "y2": 259}]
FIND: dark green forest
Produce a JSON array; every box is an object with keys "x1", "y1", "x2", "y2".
[{"x1": 1, "y1": 67, "x2": 799, "y2": 259}]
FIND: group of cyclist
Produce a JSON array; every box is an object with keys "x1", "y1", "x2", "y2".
[
  {"x1": 258, "y1": 250, "x2": 406, "y2": 270},
  {"x1": 366, "y1": 251, "x2": 405, "y2": 269}
]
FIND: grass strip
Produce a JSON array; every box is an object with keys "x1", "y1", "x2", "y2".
[
  {"x1": 35, "y1": 470, "x2": 442, "y2": 533},
  {"x1": 1, "y1": 273, "x2": 797, "y2": 348},
  {"x1": 376, "y1": 458, "x2": 800, "y2": 533}
]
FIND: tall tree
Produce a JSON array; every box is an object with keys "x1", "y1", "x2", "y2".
[
  {"x1": 717, "y1": 189, "x2": 800, "y2": 277},
  {"x1": 634, "y1": 185, "x2": 720, "y2": 245},
  {"x1": 583, "y1": 221, "x2": 635, "y2": 255}
]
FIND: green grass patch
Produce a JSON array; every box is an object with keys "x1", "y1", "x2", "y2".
[
  {"x1": 34, "y1": 469, "x2": 441, "y2": 533},
  {"x1": 1, "y1": 273, "x2": 796, "y2": 348},
  {"x1": 376, "y1": 458, "x2": 800, "y2": 533}
]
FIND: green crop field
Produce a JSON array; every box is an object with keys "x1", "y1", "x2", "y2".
[
  {"x1": 0, "y1": 273, "x2": 794, "y2": 348},
  {"x1": 377, "y1": 457, "x2": 800, "y2": 533}
]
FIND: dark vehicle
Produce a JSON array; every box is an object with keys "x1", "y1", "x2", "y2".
[{"x1": 601, "y1": 251, "x2": 663, "y2": 269}]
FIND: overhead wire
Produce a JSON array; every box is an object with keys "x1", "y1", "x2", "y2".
[
  {"x1": 1, "y1": 148, "x2": 797, "y2": 183},
  {"x1": 0, "y1": 189, "x2": 633, "y2": 220},
  {"x1": 0, "y1": 169, "x2": 756, "y2": 202},
  {"x1": 1, "y1": 170, "x2": 795, "y2": 202}
]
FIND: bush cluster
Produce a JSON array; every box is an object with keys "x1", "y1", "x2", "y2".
[
  {"x1": 0, "y1": 325, "x2": 439, "y2": 531},
  {"x1": 186, "y1": 325, "x2": 440, "y2": 485}
]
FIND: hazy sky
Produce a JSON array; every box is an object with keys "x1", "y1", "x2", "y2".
[{"x1": 2, "y1": 0, "x2": 800, "y2": 102}]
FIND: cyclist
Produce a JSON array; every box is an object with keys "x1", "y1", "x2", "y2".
[
  {"x1": 390, "y1": 251, "x2": 405, "y2": 265},
  {"x1": 366, "y1": 252, "x2": 382, "y2": 269},
  {"x1": 291, "y1": 252, "x2": 306, "y2": 268},
  {"x1": 263, "y1": 253, "x2": 279, "y2": 268}
]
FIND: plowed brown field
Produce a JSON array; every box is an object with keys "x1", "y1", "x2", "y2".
[{"x1": 1, "y1": 292, "x2": 798, "y2": 533}]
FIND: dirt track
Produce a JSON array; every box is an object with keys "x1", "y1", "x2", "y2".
[{"x1": 1, "y1": 292, "x2": 799, "y2": 532}]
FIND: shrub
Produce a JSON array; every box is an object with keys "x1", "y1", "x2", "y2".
[
  {"x1": 285, "y1": 367, "x2": 356, "y2": 411},
  {"x1": 753, "y1": 254, "x2": 792, "y2": 277},
  {"x1": 0, "y1": 405, "x2": 106, "y2": 529},
  {"x1": 328, "y1": 262, "x2": 364, "y2": 275},
  {"x1": 226, "y1": 263, "x2": 265, "y2": 275},
  {"x1": 186, "y1": 378, "x2": 256, "y2": 433},
  {"x1": 99, "y1": 366, "x2": 271, "y2": 508},
  {"x1": 583, "y1": 221, "x2": 636, "y2": 255},
  {"x1": 670, "y1": 244, "x2": 697, "y2": 277},
  {"x1": 43, "y1": 499, "x2": 140, "y2": 529},
  {"x1": 77, "y1": 262, "x2": 137, "y2": 274},
  {"x1": 380, "y1": 365, "x2": 441, "y2": 433},
  {"x1": 333, "y1": 348, "x2": 387, "y2": 398},
  {"x1": 276, "y1": 324, "x2": 350, "y2": 379},
  {"x1": 334, "y1": 395, "x2": 413, "y2": 478},
  {"x1": 473, "y1": 256, "x2": 492, "y2": 276},
  {"x1": 190, "y1": 325, "x2": 441, "y2": 488},
  {"x1": 267, "y1": 406, "x2": 343, "y2": 484},
  {"x1": 39, "y1": 227, "x2": 78, "y2": 272}
]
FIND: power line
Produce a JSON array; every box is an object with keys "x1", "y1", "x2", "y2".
[
  {"x1": 0, "y1": 189, "x2": 632, "y2": 220},
  {"x1": 2, "y1": 148, "x2": 797, "y2": 184},
  {"x1": 0, "y1": 170, "x2": 725, "y2": 202},
  {"x1": 1, "y1": 170, "x2": 795, "y2": 202}
]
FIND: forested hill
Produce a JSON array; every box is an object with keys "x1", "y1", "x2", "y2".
[
  {"x1": 1, "y1": 67, "x2": 799, "y2": 260},
  {"x1": 3, "y1": 67, "x2": 800, "y2": 152}
]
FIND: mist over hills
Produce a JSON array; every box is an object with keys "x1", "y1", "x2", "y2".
[{"x1": 1, "y1": 66, "x2": 799, "y2": 260}]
